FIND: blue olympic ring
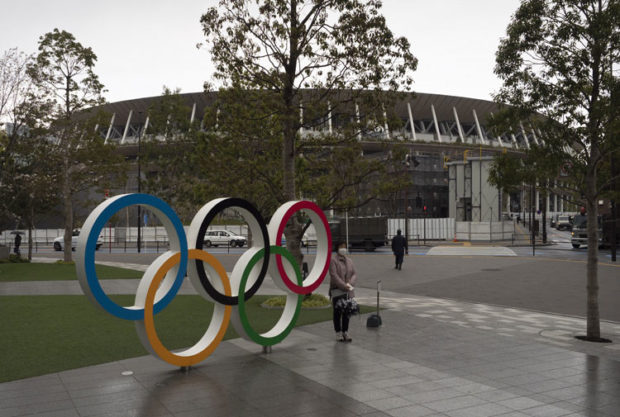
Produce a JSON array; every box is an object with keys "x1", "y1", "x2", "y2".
[{"x1": 76, "y1": 194, "x2": 188, "y2": 320}]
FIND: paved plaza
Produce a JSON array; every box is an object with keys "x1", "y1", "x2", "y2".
[{"x1": 1, "y1": 249, "x2": 619, "y2": 416}]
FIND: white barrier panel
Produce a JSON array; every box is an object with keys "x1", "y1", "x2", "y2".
[
  {"x1": 388, "y1": 218, "x2": 455, "y2": 241},
  {"x1": 455, "y1": 221, "x2": 515, "y2": 241}
]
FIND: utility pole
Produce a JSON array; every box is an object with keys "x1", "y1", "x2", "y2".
[
  {"x1": 531, "y1": 183, "x2": 536, "y2": 257},
  {"x1": 542, "y1": 181, "x2": 547, "y2": 244},
  {"x1": 611, "y1": 151, "x2": 617, "y2": 262},
  {"x1": 403, "y1": 152, "x2": 419, "y2": 243},
  {"x1": 137, "y1": 122, "x2": 142, "y2": 253},
  {"x1": 611, "y1": 59, "x2": 618, "y2": 262}
]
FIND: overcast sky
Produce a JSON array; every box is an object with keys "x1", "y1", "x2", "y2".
[{"x1": 2, "y1": 0, "x2": 521, "y2": 103}]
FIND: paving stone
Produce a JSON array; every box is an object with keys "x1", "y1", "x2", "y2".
[
  {"x1": 423, "y1": 395, "x2": 487, "y2": 412},
  {"x1": 2, "y1": 265, "x2": 620, "y2": 417},
  {"x1": 386, "y1": 405, "x2": 436, "y2": 417}
]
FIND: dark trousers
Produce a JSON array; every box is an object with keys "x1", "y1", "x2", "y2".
[
  {"x1": 395, "y1": 253, "x2": 404, "y2": 267},
  {"x1": 332, "y1": 296, "x2": 349, "y2": 332}
]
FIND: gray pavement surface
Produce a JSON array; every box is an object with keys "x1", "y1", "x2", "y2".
[
  {"x1": 2, "y1": 248, "x2": 620, "y2": 416},
  {"x1": 23, "y1": 243, "x2": 620, "y2": 322}
]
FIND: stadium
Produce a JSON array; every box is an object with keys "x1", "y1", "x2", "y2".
[
  {"x1": 1, "y1": 89, "x2": 577, "y2": 248},
  {"x1": 96, "y1": 91, "x2": 570, "y2": 222}
]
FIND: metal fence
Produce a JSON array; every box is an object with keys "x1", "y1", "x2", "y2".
[{"x1": 1, "y1": 225, "x2": 249, "y2": 245}]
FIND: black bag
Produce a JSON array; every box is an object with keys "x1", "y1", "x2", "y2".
[
  {"x1": 366, "y1": 314, "x2": 382, "y2": 327},
  {"x1": 334, "y1": 296, "x2": 360, "y2": 316}
]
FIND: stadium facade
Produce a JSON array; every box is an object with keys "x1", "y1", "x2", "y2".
[
  {"x1": 1, "y1": 91, "x2": 575, "y2": 233},
  {"x1": 96, "y1": 91, "x2": 571, "y2": 222}
]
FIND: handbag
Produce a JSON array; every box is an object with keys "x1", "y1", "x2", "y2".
[{"x1": 334, "y1": 295, "x2": 360, "y2": 316}]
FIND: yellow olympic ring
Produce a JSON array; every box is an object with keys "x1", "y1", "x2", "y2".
[{"x1": 135, "y1": 249, "x2": 232, "y2": 367}]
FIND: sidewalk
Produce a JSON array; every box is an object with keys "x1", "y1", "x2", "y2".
[{"x1": 2, "y1": 261, "x2": 620, "y2": 416}]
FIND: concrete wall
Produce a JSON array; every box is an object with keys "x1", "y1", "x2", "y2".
[{"x1": 448, "y1": 157, "x2": 500, "y2": 223}]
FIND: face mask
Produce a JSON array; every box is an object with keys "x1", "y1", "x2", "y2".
[{"x1": 338, "y1": 248, "x2": 347, "y2": 256}]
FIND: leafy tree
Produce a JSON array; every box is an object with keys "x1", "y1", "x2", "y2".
[
  {"x1": 141, "y1": 87, "x2": 205, "y2": 223},
  {"x1": 196, "y1": 91, "x2": 410, "y2": 212},
  {"x1": 199, "y1": 0, "x2": 417, "y2": 261},
  {"x1": 27, "y1": 29, "x2": 125, "y2": 261},
  {"x1": 0, "y1": 47, "x2": 35, "y2": 228},
  {"x1": 0, "y1": 48, "x2": 61, "y2": 259},
  {"x1": 1, "y1": 132, "x2": 58, "y2": 260},
  {"x1": 494, "y1": 0, "x2": 619, "y2": 340}
]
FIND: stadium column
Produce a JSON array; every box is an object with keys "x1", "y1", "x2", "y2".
[
  {"x1": 520, "y1": 123, "x2": 531, "y2": 149},
  {"x1": 472, "y1": 109, "x2": 487, "y2": 145},
  {"x1": 382, "y1": 104, "x2": 390, "y2": 139},
  {"x1": 452, "y1": 107, "x2": 464, "y2": 143},
  {"x1": 121, "y1": 110, "x2": 133, "y2": 145},
  {"x1": 328, "y1": 101, "x2": 333, "y2": 135},
  {"x1": 105, "y1": 113, "x2": 115, "y2": 144},
  {"x1": 431, "y1": 104, "x2": 441, "y2": 143},
  {"x1": 407, "y1": 102, "x2": 416, "y2": 141}
]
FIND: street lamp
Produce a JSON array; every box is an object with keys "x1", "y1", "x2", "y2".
[{"x1": 137, "y1": 113, "x2": 142, "y2": 253}]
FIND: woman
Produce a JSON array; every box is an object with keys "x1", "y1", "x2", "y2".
[{"x1": 329, "y1": 241, "x2": 357, "y2": 342}]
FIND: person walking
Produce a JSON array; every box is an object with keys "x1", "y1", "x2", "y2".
[
  {"x1": 329, "y1": 241, "x2": 357, "y2": 342},
  {"x1": 13, "y1": 233, "x2": 22, "y2": 256},
  {"x1": 391, "y1": 229, "x2": 408, "y2": 270}
]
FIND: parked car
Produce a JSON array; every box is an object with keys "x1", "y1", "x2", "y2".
[
  {"x1": 53, "y1": 230, "x2": 103, "y2": 251},
  {"x1": 301, "y1": 224, "x2": 317, "y2": 247},
  {"x1": 278, "y1": 232, "x2": 314, "y2": 248},
  {"x1": 556, "y1": 215, "x2": 573, "y2": 231},
  {"x1": 550, "y1": 214, "x2": 557, "y2": 228},
  {"x1": 301, "y1": 232, "x2": 316, "y2": 247},
  {"x1": 203, "y1": 230, "x2": 246, "y2": 247}
]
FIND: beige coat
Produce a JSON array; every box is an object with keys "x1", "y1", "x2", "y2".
[{"x1": 329, "y1": 254, "x2": 357, "y2": 298}]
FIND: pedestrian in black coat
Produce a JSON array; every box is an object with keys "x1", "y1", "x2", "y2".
[
  {"x1": 391, "y1": 229, "x2": 408, "y2": 270},
  {"x1": 14, "y1": 233, "x2": 21, "y2": 255}
]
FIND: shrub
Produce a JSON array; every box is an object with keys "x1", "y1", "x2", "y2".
[
  {"x1": 262, "y1": 293, "x2": 330, "y2": 308},
  {"x1": 0, "y1": 254, "x2": 30, "y2": 264}
]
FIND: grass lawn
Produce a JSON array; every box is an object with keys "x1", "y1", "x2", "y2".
[
  {"x1": 0, "y1": 262, "x2": 142, "y2": 282},
  {"x1": 0, "y1": 294, "x2": 374, "y2": 382}
]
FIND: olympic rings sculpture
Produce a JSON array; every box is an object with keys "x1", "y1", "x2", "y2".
[{"x1": 76, "y1": 194, "x2": 332, "y2": 367}]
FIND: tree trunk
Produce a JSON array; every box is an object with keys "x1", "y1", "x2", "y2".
[
  {"x1": 62, "y1": 154, "x2": 73, "y2": 262},
  {"x1": 585, "y1": 173, "x2": 600, "y2": 340},
  {"x1": 282, "y1": 116, "x2": 304, "y2": 267},
  {"x1": 282, "y1": 124, "x2": 296, "y2": 202},
  {"x1": 278, "y1": 0, "x2": 306, "y2": 269}
]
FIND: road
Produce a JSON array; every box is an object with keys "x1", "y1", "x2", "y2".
[
  {"x1": 32, "y1": 228, "x2": 620, "y2": 323},
  {"x1": 29, "y1": 227, "x2": 616, "y2": 262}
]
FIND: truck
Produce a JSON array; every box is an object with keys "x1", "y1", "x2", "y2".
[
  {"x1": 571, "y1": 213, "x2": 620, "y2": 249},
  {"x1": 328, "y1": 217, "x2": 387, "y2": 252}
]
